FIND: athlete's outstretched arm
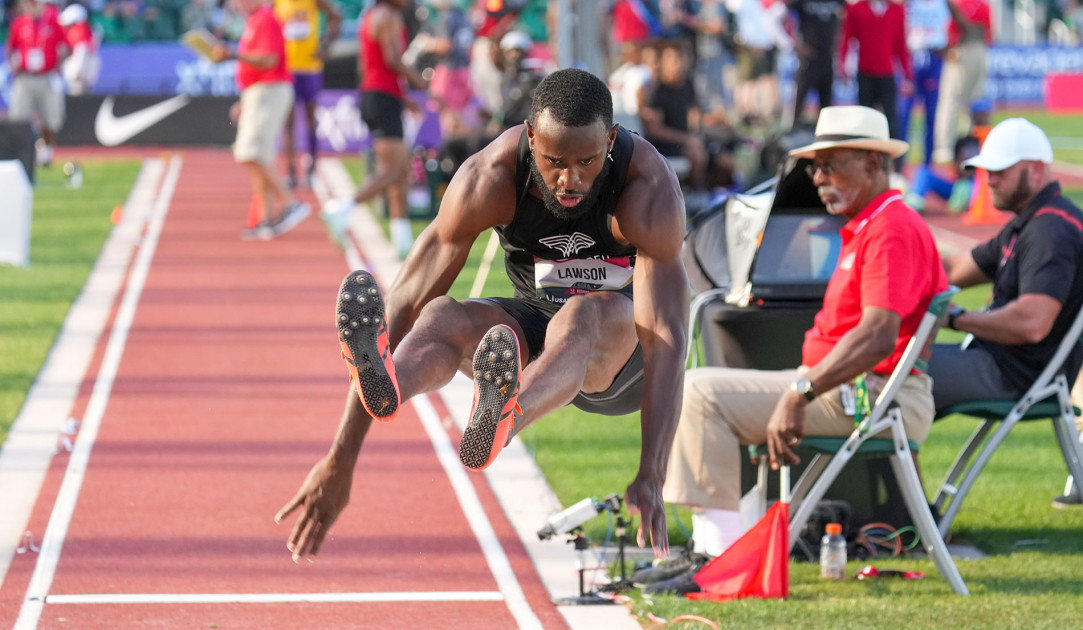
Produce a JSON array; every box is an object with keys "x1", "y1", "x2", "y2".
[{"x1": 614, "y1": 139, "x2": 688, "y2": 558}]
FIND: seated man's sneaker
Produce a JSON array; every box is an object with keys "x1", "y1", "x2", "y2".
[
  {"x1": 336, "y1": 270, "x2": 400, "y2": 421},
  {"x1": 630, "y1": 548, "x2": 713, "y2": 586},
  {"x1": 641, "y1": 566, "x2": 703, "y2": 596},
  {"x1": 459, "y1": 325, "x2": 521, "y2": 471},
  {"x1": 1051, "y1": 486, "x2": 1081, "y2": 509}
]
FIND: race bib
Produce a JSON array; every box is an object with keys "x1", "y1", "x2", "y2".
[{"x1": 533, "y1": 257, "x2": 634, "y2": 303}]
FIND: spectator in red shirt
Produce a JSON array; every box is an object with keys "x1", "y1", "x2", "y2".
[
  {"x1": 58, "y1": 3, "x2": 100, "y2": 95},
  {"x1": 932, "y1": 0, "x2": 991, "y2": 165},
  {"x1": 838, "y1": 0, "x2": 913, "y2": 161},
  {"x1": 212, "y1": 0, "x2": 311, "y2": 240},
  {"x1": 654, "y1": 106, "x2": 946, "y2": 594},
  {"x1": 6, "y1": 0, "x2": 70, "y2": 167}
]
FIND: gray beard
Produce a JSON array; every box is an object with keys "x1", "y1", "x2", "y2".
[{"x1": 528, "y1": 153, "x2": 612, "y2": 221}]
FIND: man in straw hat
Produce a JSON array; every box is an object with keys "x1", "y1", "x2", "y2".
[
  {"x1": 923, "y1": 118, "x2": 1083, "y2": 509},
  {"x1": 644, "y1": 105, "x2": 947, "y2": 594}
]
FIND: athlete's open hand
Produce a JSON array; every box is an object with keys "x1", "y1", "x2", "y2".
[
  {"x1": 275, "y1": 454, "x2": 353, "y2": 562},
  {"x1": 625, "y1": 473, "x2": 669, "y2": 559}
]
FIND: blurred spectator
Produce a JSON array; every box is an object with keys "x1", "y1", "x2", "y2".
[
  {"x1": 6, "y1": 0, "x2": 69, "y2": 166},
  {"x1": 838, "y1": 0, "x2": 912, "y2": 162},
  {"x1": 905, "y1": 133, "x2": 980, "y2": 213},
  {"x1": 608, "y1": 0, "x2": 661, "y2": 47},
  {"x1": 423, "y1": 0, "x2": 475, "y2": 139},
  {"x1": 469, "y1": 0, "x2": 522, "y2": 120},
  {"x1": 323, "y1": 0, "x2": 427, "y2": 258},
  {"x1": 181, "y1": 0, "x2": 217, "y2": 33},
  {"x1": 690, "y1": 0, "x2": 731, "y2": 115},
  {"x1": 932, "y1": 0, "x2": 991, "y2": 165},
  {"x1": 211, "y1": 0, "x2": 310, "y2": 239},
  {"x1": 608, "y1": 39, "x2": 652, "y2": 123},
  {"x1": 728, "y1": 0, "x2": 790, "y2": 128},
  {"x1": 496, "y1": 29, "x2": 543, "y2": 130},
  {"x1": 788, "y1": 0, "x2": 844, "y2": 129},
  {"x1": 276, "y1": 0, "x2": 342, "y2": 189},
  {"x1": 142, "y1": 4, "x2": 177, "y2": 41},
  {"x1": 641, "y1": 38, "x2": 735, "y2": 191},
  {"x1": 898, "y1": 0, "x2": 950, "y2": 166},
  {"x1": 58, "y1": 2, "x2": 100, "y2": 94}
]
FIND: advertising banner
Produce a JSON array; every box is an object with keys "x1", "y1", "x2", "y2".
[{"x1": 55, "y1": 90, "x2": 442, "y2": 151}]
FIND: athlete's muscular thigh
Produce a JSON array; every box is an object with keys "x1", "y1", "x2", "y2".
[
  {"x1": 409, "y1": 297, "x2": 528, "y2": 374},
  {"x1": 547, "y1": 292, "x2": 637, "y2": 393}
]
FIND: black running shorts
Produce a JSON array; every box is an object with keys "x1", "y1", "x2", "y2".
[
  {"x1": 360, "y1": 90, "x2": 404, "y2": 139},
  {"x1": 477, "y1": 297, "x2": 645, "y2": 417}
]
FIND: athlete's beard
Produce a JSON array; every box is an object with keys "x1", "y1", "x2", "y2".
[{"x1": 529, "y1": 153, "x2": 612, "y2": 221}]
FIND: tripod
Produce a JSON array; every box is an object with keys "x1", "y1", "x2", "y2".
[{"x1": 553, "y1": 513, "x2": 633, "y2": 605}]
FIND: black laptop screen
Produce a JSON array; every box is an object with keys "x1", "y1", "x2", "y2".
[{"x1": 748, "y1": 213, "x2": 845, "y2": 300}]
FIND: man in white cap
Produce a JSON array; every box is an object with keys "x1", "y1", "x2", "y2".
[
  {"x1": 926, "y1": 118, "x2": 1083, "y2": 508},
  {"x1": 645, "y1": 105, "x2": 948, "y2": 594}
]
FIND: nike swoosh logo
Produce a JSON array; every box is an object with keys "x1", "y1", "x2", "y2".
[{"x1": 94, "y1": 95, "x2": 192, "y2": 147}]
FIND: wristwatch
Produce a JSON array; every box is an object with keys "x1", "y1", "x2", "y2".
[
  {"x1": 790, "y1": 377, "x2": 816, "y2": 402},
  {"x1": 947, "y1": 305, "x2": 966, "y2": 331}
]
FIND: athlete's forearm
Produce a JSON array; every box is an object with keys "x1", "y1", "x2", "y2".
[
  {"x1": 636, "y1": 325, "x2": 687, "y2": 480},
  {"x1": 327, "y1": 390, "x2": 374, "y2": 470}
]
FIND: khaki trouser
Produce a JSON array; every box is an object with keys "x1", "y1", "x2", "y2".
[
  {"x1": 932, "y1": 40, "x2": 988, "y2": 164},
  {"x1": 662, "y1": 366, "x2": 935, "y2": 511}
]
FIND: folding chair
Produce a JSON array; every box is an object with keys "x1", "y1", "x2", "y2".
[
  {"x1": 932, "y1": 303, "x2": 1083, "y2": 539},
  {"x1": 755, "y1": 287, "x2": 969, "y2": 594}
]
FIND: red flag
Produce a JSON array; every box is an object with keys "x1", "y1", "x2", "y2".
[{"x1": 686, "y1": 500, "x2": 790, "y2": 601}]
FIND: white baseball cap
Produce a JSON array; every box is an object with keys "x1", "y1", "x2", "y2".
[
  {"x1": 500, "y1": 31, "x2": 532, "y2": 52},
  {"x1": 962, "y1": 118, "x2": 1053, "y2": 171}
]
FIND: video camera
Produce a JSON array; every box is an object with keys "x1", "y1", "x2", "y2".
[{"x1": 536, "y1": 493, "x2": 622, "y2": 541}]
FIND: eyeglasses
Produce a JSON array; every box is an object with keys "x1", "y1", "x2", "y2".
[{"x1": 805, "y1": 153, "x2": 862, "y2": 179}]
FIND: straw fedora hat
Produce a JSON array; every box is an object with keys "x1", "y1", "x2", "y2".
[{"x1": 789, "y1": 106, "x2": 910, "y2": 159}]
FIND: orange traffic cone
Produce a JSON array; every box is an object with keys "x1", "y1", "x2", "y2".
[
  {"x1": 246, "y1": 194, "x2": 263, "y2": 228},
  {"x1": 962, "y1": 168, "x2": 1010, "y2": 225}
]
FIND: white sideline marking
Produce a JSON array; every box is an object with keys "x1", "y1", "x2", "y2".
[
  {"x1": 413, "y1": 394, "x2": 544, "y2": 630},
  {"x1": 46, "y1": 591, "x2": 504, "y2": 605},
  {"x1": 0, "y1": 158, "x2": 166, "y2": 588},
  {"x1": 14, "y1": 156, "x2": 183, "y2": 630}
]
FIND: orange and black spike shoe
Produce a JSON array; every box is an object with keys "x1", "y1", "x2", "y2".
[
  {"x1": 459, "y1": 324, "x2": 522, "y2": 470},
  {"x1": 336, "y1": 270, "x2": 400, "y2": 421}
]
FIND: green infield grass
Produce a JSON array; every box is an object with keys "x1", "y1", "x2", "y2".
[{"x1": 0, "y1": 160, "x2": 142, "y2": 445}]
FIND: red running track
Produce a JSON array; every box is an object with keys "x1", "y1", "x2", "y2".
[{"x1": 0, "y1": 149, "x2": 567, "y2": 630}]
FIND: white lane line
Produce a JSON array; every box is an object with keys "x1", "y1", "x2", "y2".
[
  {"x1": 412, "y1": 394, "x2": 544, "y2": 630},
  {"x1": 46, "y1": 591, "x2": 504, "y2": 605},
  {"x1": 0, "y1": 158, "x2": 165, "y2": 588},
  {"x1": 14, "y1": 155, "x2": 183, "y2": 630}
]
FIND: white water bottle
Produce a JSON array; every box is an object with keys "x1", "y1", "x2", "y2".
[{"x1": 820, "y1": 522, "x2": 846, "y2": 580}]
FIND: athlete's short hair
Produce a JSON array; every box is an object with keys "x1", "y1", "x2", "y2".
[{"x1": 530, "y1": 68, "x2": 613, "y2": 129}]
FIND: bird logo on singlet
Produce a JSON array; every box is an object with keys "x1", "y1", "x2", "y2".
[{"x1": 539, "y1": 233, "x2": 596, "y2": 257}]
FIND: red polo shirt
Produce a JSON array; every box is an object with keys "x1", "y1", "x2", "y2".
[
  {"x1": 947, "y1": 0, "x2": 993, "y2": 46},
  {"x1": 839, "y1": 0, "x2": 912, "y2": 81},
  {"x1": 7, "y1": 11, "x2": 66, "y2": 74},
  {"x1": 802, "y1": 190, "x2": 948, "y2": 374},
  {"x1": 237, "y1": 5, "x2": 291, "y2": 90}
]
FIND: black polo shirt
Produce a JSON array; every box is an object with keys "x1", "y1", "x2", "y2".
[{"x1": 970, "y1": 182, "x2": 1083, "y2": 391}]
